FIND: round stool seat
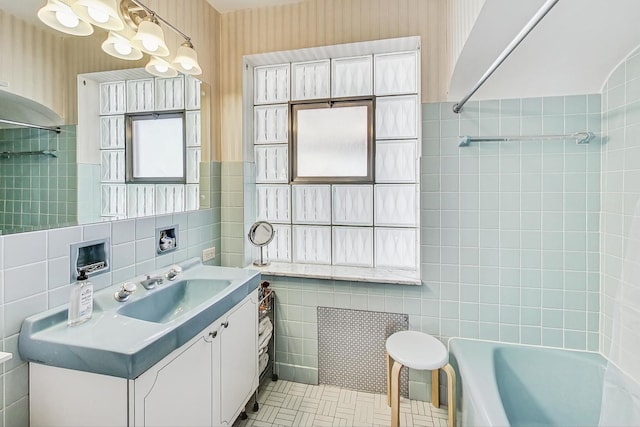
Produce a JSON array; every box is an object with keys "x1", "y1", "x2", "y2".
[{"x1": 385, "y1": 331, "x2": 448, "y2": 370}]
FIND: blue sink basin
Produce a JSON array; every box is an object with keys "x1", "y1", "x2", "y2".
[
  {"x1": 18, "y1": 260, "x2": 260, "y2": 379},
  {"x1": 118, "y1": 279, "x2": 232, "y2": 323}
]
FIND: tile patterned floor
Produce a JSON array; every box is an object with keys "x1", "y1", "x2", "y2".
[{"x1": 236, "y1": 380, "x2": 449, "y2": 427}]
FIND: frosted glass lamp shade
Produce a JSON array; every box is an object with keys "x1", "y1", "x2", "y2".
[
  {"x1": 171, "y1": 42, "x2": 202, "y2": 75},
  {"x1": 37, "y1": 0, "x2": 94, "y2": 36},
  {"x1": 145, "y1": 57, "x2": 178, "y2": 78},
  {"x1": 131, "y1": 19, "x2": 169, "y2": 57},
  {"x1": 102, "y1": 31, "x2": 143, "y2": 60},
  {"x1": 72, "y1": 0, "x2": 124, "y2": 31}
]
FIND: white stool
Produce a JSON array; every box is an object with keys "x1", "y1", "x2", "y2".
[{"x1": 385, "y1": 331, "x2": 456, "y2": 427}]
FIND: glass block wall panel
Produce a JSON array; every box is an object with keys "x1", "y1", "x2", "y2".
[
  {"x1": 376, "y1": 95, "x2": 419, "y2": 139},
  {"x1": 100, "y1": 116, "x2": 125, "y2": 149},
  {"x1": 185, "y1": 75, "x2": 201, "y2": 110},
  {"x1": 374, "y1": 51, "x2": 418, "y2": 96},
  {"x1": 100, "y1": 150, "x2": 125, "y2": 182},
  {"x1": 332, "y1": 226, "x2": 373, "y2": 267},
  {"x1": 156, "y1": 184, "x2": 185, "y2": 214},
  {"x1": 186, "y1": 111, "x2": 201, "y2": 147},
  {"x1": 185, "y1": 184, "x2": 199, "y2": 211},
  {"x1": 262, "y1": 224, "x2": 292, "y2": 262},
  {"x1": 293, "y1": 225, "x2": 331, "y2": 264},
  {"x1": 375, "y1": 140, "x2": 417, "y2": 183},
  {"x1": 186, "y1": 148, "x2": 201, "y2": 184},
  {"x1": 257, "y1": 185, "x2": 290, "y2": 223},
  {"x1": 99, "y1": 81, "x2": 126, "y2": 115},
  {"x1": 254, "y1": 105, "x2": 288, "y2": 144},
  {"x1": 127, "y1": 184, "x2": 155, "y2": 217},
  {"x1": 292, "y1": 185, "x2": 331, "y2": 225},
  {"x1": 374, "y1": 184, "x2": 417, "y2": 227},
  {"x1": 291, "y1": 60, "x2": 331, "y2": 100},
  {"x1": 155, "y1": 76, "x2": 185, "y2": 111},
  {"x1": 375, "y1": 227, "x2": 417, "y2": 270},
  {"x1": 332, "y1": 185, "x2": 374, "y2": 226},
  {"x1": 254, "y1": 64, "x2": 290, "y2": 105},
  {"x1": 126, "y1": 79, "x2": 154, "y2": 112},
  {"x1": 255, "y1": 145, "x2": 288, "y2": 183},
  {"x1": 101, "y1": 184, "x2": 127, "y2": 216},
  {"x1": 331, "y1": 55, "x2": 373, "y2": 98}
]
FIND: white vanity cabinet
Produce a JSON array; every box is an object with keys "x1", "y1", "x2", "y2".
[{"x1": 29, "y1": 290, "x2": 259, "y2": 427}]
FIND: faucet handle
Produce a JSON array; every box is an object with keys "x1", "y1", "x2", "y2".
[
  {"x1": 114, "y1": 282, "x2": 137, "y2": 302},
  {"x1": 166, "y1": 265, "x2": 182, "y2": 281}
]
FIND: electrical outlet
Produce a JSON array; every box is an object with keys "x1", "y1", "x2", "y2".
[{"x1": 202, "y1": 247, "x2": 216, "y2": 261}]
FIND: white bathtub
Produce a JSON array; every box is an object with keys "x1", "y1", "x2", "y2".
[{"x1": 448, "y1": 338, "x2": 606, "y2": 426}]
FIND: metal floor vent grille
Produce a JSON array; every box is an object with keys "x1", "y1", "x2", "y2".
[{"x1": 317, "y1": 307, "x2": 409, "y2": 396}]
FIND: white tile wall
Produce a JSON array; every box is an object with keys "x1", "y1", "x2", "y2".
[
  {"x1": 376, "y1": 95, "x2": 419, "y2": 139},
  {"x1": 293, "y1": 225, "x2": 331, "y2": 264},
  {"x1": 126, "y1": 79, "x2": 154, "y2": 112},
  {"x1": 292, "y1": 185, "x2": 331, "y2": 225},
  {"x1": 254, "y1": 64, "x2": 290, "y2": 105},
  {"x1": 375, "y1": 184, "x2": 417, "y2": 227},
  {"x1": 100, "y1": 116, "x2": 125, "y2": 149},
  {"x1": 332, "y1": 185, "x2": 374, "y2": 226},
  {"x1": 332, "y1": 226, "x2": 374, "y2": 267},
  {"x1": 255, "y1": 145, "x2": 288, "y2": 183},
  {"x1": 254, "y1": 105, "x2": 288, "y2": 144},
  {"x1": 375, "y1": 140, "x2": 417, "y2": 183},
  {"x1": 257, "y1": 185, "x2": 291, "y2": 223},
  {"x1": 155, "y1": 76, "x2": 185, "y2": 111},
  {"x1": 374, "y1": 227, "x2": 417, "y2": 270},
  {"x1": 99, "y1": 81, "x2": 126, "y2": 115},
  {"x1": 291, "y1": 60, "x2": 331, "y2": 100},
  {"x1": 374, "y1": 51, "x2": 419, "y2": 96},
  {"x1": 331, "y1": 55, "x2": 373, "y2": 98}
]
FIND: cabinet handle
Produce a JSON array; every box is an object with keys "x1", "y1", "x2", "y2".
[
  {"x1": 221, "y1": 321, "x2": 229, "y2": 328},
  {"x1": 209, "y1": 331, "x2": 217, "y2": 338}
]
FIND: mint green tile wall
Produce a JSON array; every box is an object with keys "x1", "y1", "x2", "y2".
[
  {"x1": 221, "y1": 162, "x2": 245, "y2": 267},
  {"x1": 210, "y1": 161, "x2": 222, "y2": 266},
  {"x1": 257, "y1": 94, "x2": 601, "y2": 401},
  {"x1": 601, "y1": 46, "x2": 640, "y2": 356},
  {"x1": 0, "y1": 125, "x2": 77, "y2": 233},
  {"x1": 77, "y1": 163, "x2": 100, "y2": 224}
]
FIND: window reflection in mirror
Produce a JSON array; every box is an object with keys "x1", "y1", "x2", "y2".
[{"x1": 125, "y1": 112, "x2": 186, "y2": 183}]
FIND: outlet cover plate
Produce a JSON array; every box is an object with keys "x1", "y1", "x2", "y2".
[{"x1": 202, "y1": 247, "x2": 216, "y2": 261}]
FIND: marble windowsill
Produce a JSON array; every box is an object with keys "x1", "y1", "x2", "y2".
[{"x1": 247, "y1": 262, "x2": 421, "y2": 285}]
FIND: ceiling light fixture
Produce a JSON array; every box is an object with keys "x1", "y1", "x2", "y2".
[
  {"x1": 37, "y1": 0, "x2": 94, "y2": 36},
  {"x1": 72, "y1": 0, "x2": 124, "y2": 31},
  {"x1": 37, "y1": 0, "x2": 202, "y2": 76}
]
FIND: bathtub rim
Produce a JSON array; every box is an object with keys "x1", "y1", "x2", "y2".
[{"x1": 447, "y1": 337, "x2": 604, "y2": 427}]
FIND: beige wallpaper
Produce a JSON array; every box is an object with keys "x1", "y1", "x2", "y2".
[{"x1": 218, "y1": 0, "x2": 449, "y2": 161}]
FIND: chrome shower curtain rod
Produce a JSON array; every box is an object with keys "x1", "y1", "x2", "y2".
[
  {"x1": 0, "y1": 118, "x2": 61, "y2": 134},
  {"x1": 452, "y1": 0, "x2": 560, "y2": 114}
]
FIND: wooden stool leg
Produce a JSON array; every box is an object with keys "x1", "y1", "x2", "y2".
[
  {"x1": 386, "y1": 352, "x2": 392, "y2": 407},
  {"x1": 431, "y1": 369, "x2": 440, "y2": 408},
  {"x1": 390, "y1": 361, "x2": 403, "y2": 427},
  {"x1": 442, "y1": 363, "x2": 456, "y2": 427}
]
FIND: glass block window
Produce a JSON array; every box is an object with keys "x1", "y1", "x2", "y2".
[{"x1": 253, "y1": 50, "x2": 420, "y2": 271}]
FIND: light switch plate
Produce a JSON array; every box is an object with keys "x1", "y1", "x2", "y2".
[{"x1": 202, "y1": 247, "x2": 216, "y2": 261}]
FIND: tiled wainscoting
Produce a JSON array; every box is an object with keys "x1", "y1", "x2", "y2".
[
  {"x1": 234, "y1": 95, "x2": 603, "y2": 401},
  {"x1": 0, "y1": 205, "x2": 221, "y2": 426}
]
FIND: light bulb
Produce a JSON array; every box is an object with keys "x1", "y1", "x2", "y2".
[
  {"x1": 155, "y1": 63, "x2": 169, "y2": 73},
  {"x1": 87, "y1": 6, "x2": 109, "y2": 23},
  {"x1": 55, "y1": 9, "x2": 79, "y2": 28},
  {"x1": 113, "y1": 41, "x2": 132, "y2": 55},
  {"x1": 180, "y1": 62, "x2": 193, "y2": 71},
  {"x1": 142, "y1": 39, "x2": 159, "y2": 52}
]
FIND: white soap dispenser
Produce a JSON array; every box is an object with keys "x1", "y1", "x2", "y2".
[{"x1": 68, "y1": 269, "x2": 94, "y2": 326}]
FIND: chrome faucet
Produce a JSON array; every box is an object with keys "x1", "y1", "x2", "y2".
[
  {"x1": 140, "y1": 275, "x2": 163, "y2": 290},
  {"x1": 166, "y1": 265, "x2": 182, "y2": 281}
]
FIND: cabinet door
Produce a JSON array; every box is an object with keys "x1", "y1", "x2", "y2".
[
  {"x1": 134, "y1": 333, "x2": 213, "y2": 427},
  {"x1": 219, "y1": 293, "x2": 258, "y2": 425}
]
